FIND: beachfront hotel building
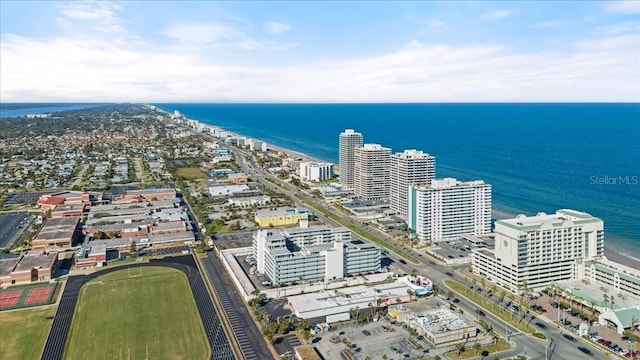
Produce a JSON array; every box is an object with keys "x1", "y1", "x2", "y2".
[
  {"x1": 354, "y1": 144, "x2": 392, "y2": 200},
  {"x1": 253, "y1": 222, "x2": 380, "y2": 285},
  {"x1": 338, "y1": 129, "x2": 363, "y2": 189},
  {"x1": 407, "y1": 178, "x2": 491, "y2": 243},
  {"x1": 390, "y1": 149, "x2": 436, "y2": 220},
  {"x1": 299, "y1": 162, "x2": 334, "y2": 182},
  {"x1": 472, "y1": 209, "x2": 605, "y2": 292}
]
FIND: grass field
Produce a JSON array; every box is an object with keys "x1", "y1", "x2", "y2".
[
  {"x1": 175, "y1": 167, "x2": 207, "y2": 180},
  {"x1": 64, "y1": 266, "x2": 210, "y2": 360},
  {"x1": 0, "y1": 306, "x2": 56, "y2": 360}
]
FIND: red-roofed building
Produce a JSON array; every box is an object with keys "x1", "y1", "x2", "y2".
[{"x1": 37, "y1": 196, "x2": 65, "y2": 211}]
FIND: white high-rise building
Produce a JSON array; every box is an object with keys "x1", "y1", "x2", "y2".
[
  {"x1": 390, "y1": 150, "x2": 435, "y2": 219},
  {"x1": 339, "y1": 129, "x2": 363, "y2": 189},
  {"x1": 408, "y1": 178, "x2": 491, "y2": 243},
  {"x1": 354, "y1": 144, "x2": 392, "y2": 200},
  {"x1": 472, "y1": 209, "x2": 605, "y2": 292},
  {"x1": 300, "y1": 162, "x2": 334, "y2": 182},
  {"x1": 252, "y1": 223, "x2": 380, "y2": 285}
]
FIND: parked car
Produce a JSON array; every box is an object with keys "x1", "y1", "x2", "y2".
[{"x1": 578, "y1": 347, "x2": 593, "y2": 356}]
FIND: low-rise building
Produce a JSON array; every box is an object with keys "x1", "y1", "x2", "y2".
[
  {"x1": 228, "y1": 196, "x2": 271, "y2": 207},
  {"x1": 32, "y1": 217, "x2": 79, "y2": 251},
  {"x1": 51, "y1": 203, "x2": 86, "y2": 218},
  {"x1": 254, "y1": 207, "x2": 310, "y2": 227},
  {"x1": 209, "y1": 184, "x2": 250, "y2": 197},
  {"x1": 389, "y1": 302, "x2": 477, "y2": 346},
  {"x1": 75, "y1": 245, "x2": 107, "y2": 269},
  {"x1": 0, "y1": 252, "x2": 58, "y2": 285},
  {"x1": 228, "y1": 173, "x2": 249, "y2": 184}
]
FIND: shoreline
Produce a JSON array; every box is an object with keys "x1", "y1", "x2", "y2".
[{"x1": 160, "y1": 106, "x2": 640, "y2": 267}]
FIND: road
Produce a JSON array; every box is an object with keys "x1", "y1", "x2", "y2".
[{"x1": 230, "y1": 145, "x2": 602, "y2": 360}]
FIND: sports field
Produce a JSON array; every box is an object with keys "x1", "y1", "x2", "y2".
[
  {"x1": 64, "y1": 266, "x2": 210, "y2": 360},
  {"x1": 0, "y1": 305, "x2": 56, "y2": 360}
]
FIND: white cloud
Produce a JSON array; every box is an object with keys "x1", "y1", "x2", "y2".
[
  {"x1": 482, "y1": 10, "x2": 516, "y2": 21},
  {"x1": 597, "y1": 21, "x2": 640, "y2": 35},
  {"x1": 404, "y1": 40, "x2": 424, "y2": 49},
  {"x1": 58, "y1": 2, "x2": 126, "y2": 33},
  {"x1": 601, "y1": 0, "x2": 640, "y2": 14},
  {"x1": 428, "y1": 19, "x2": 444, "y2": 28},
  {"x1": 1, "y1": 31, "x2": 638, "y2": 102},
  {"x1": 533, "y1": 20, "x2": 567, "y2": 29},
  {"x1": 161, "y1": 22, "x2": 287, "y2": 50},
  {"x1": 264, "y1": 21, "x2": 291, "y2": 34}
]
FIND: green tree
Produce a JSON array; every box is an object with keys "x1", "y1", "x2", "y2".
[
  {"x1": 129, "y1": 240, "x2": 137, "y2": 255},
  {"x1": 473, "y1": 342, "x2": 481, "y2": 355}
]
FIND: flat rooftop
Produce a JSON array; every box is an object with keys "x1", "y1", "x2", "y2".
[
  {"x1": 408, "y1": 307, "x2": 475, "y2": 334},
  {"x1": 13, "y1": 253, "x2": 57, "y2": 272},
  {"x1": 288, "y1": 280, "x2": 413, "y2": 315},
  {"x1": 0, "y1": 258, "x2": 20, "y2": 276},
  {"x1": 53, "y1": 204, "x2": 85, "y2": 211},
  {"x1": 552, "y1": 279, "x2": 639, "y2": 309},
  {"x1": 497, "y1": 209, "x2": 601, "y2": 230},
  {"x1": 255, "y1": 207, "x2": 310, "y2": 217},
  {"x1": 35, "y1": 217, "x2": 78, "y2": 240}
]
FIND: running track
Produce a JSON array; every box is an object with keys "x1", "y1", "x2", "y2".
[{"x1": 40, "y1": 256, "x2": 235, "y2": 360}]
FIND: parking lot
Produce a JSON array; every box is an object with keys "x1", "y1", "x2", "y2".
[
  {"x1": 427, "y1": 240, "x2": 476, "y2": 264},
  {"x1": 314, "y1": 319, "x2": 435, "y2": 360},
  {"x1": 529, "y1": 291, "x2": 637, "y2": 358},
  {"x1": 2, "y1": 191, "x2": 53, "y2": 205},
  {"x1": 213, "y1": 231, "x2": 254, "y2": 249},
  {"x1": 0, "y1": 211, "x2": 35, "y2": 248}
]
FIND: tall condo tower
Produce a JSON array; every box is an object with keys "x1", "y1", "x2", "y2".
[
  {"x1": 354, "y1": 144, "x2": 392, "y2": 200},
  {"x1": 339, "y1": 129, "x2": 363, "y2": 189},
  {"x1": 390, "y1": 149, "x2": 436, "y2": 220},
  {"x1": 408, "y1": 178, "x2": 491, "y2": 243}
]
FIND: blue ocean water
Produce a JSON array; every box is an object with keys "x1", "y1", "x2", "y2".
[
  {"x1": 0, "y1": 103, "x2": 109, "y2": 118},
  {"x1": 156, "y1": 103, "x2": 640, "y2": 258}
]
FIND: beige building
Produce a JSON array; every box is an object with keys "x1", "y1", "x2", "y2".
[
  {"x1": 472, "y1": 209, "x2": 604, "y2": 292},
  {"x1": 354, "y1": 144, "x2": 391, "y2": 200},
  {"x1": 32, "y1": 217, "x2": 79, "y2": 251},
  {"x1": 0, "y1": 253, "x2": 57, "y2": 285}
]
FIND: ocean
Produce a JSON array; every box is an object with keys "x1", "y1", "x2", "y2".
[{"x1": 154, "y1": 103, "x2": 640, "y2": 259}]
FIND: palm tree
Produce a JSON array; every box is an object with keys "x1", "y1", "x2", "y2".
[
  {"x1": 499, "y1": 290, "x2": 507, "y2": 313},
  {"x1": 411, "y1": 268, "x2": 418, "y2": 277},
  {"x1": 631, "y1": 315, "x2": 639, "y2": 335},
  {"x1": 603, "y1": 293, "x2": 609, "y2": 312},
  {"x1": 508, "y1": 293, "x2": 516, "y2": 319}
]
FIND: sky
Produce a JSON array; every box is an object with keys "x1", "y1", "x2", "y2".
[{"x1": 1, "y1": 0, "x2": 639, "y2": 103}]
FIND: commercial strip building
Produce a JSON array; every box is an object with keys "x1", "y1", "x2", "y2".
[
  {"x1": 339, "y1": 129, "x2": 363, "y2": 189},
  {"x1": 299, "y1": 162, "x2": 334, "y2": 182},
  {"x1": 254, "y1": 208, "x2": 311, "y2": 227},
  {"x1": 388, "y1": 301, "x2": 477, "y2": 346},
  {"x1": 472, "y1": 209, "x2": 605, "y2": 292},
  {"x1": 354, "y1": 144, "x2": 392, "y2": 200},
  {"x1": 252, "y1": 222, "x2": 380, "y2": 286},
  {"x1": 390, "y1": 149, "x2": 435, "y2": 220},
  {"x1": 0, "y1": 252, "x2": 58, "y2": 285},
  {"x1": 407, "y1": 178, "x2": 491, "y2": 243},
  {"x1": 287, "y1": 279, "x2": 416, "y2": 321}
]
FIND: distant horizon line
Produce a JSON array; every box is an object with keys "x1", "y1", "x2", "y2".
[{"x1": 1, "y1": 101, "x2": 639, "y2": 105}]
